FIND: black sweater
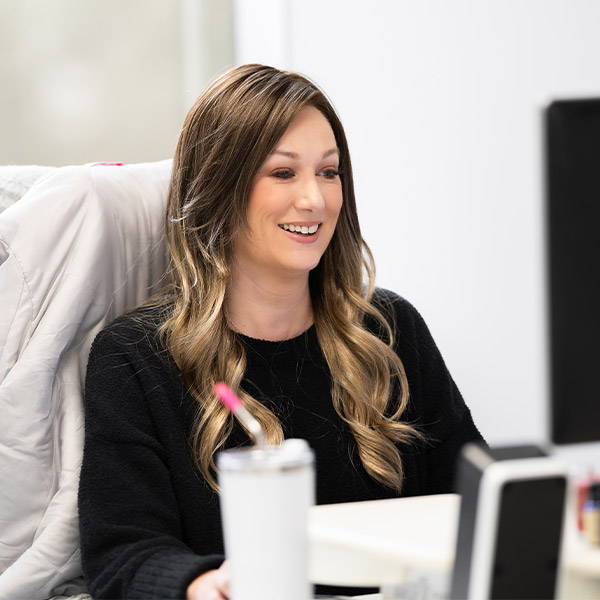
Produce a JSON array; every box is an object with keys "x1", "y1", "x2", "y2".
[{"x1": 78, "y1": 288, "x2": 484, "y2": 599}]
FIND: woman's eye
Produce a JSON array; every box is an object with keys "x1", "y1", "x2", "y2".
[
  {"x1": 272, "y1": 169, "x2": 294, "y2": 179},
  {"x1": 321, "y1": 169, "x2": 340, "y2": 180},
  {"x1": 271, "y1": 168, "x2": 340, "y2": 180}
]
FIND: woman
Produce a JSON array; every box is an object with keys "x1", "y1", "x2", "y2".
[{"x1": 78, "y1": 64, "x2": 484, "y2": 599}]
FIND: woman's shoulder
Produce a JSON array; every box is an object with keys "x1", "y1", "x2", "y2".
[
  {"x1": 372, "y1": 288, "x2": 472, "y2": 439},
  {"x1": 371, "y1": 287, "x2": 426, "y2": 334},
  {"x1": 372, "y1": 287, "x2": 410, "y2": 311},
  {"x1": 90, "y1": 303, "x2": 170, "y2": 362},
  {"x1": 369, "y1": 287, "x2": 442, "y2": 362}
]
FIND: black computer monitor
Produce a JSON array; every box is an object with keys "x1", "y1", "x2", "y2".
[{"x1": 546, "y1": 98, "x2": 600, "y2": 444}]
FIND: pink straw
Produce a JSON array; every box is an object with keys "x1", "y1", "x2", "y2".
[{"x1": 213, "y1": 382, "x2": 266, "y2": 446}]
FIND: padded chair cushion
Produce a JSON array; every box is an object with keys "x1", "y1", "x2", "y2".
[
  {"x1": 0, "y1": 160, "x2": 171, "y2": 599},
  {"x1": 0, "y1": 166, "x2": 56, "y2": 215}
]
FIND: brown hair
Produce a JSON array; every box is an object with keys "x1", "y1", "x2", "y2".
[{"x1": 153, "y1": 64, "x2": 423, "y2": 492}]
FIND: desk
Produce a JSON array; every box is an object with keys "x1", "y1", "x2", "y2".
[
  {"x1": 308, "y1": 493, "x2": 600, "y2": 599},
  {"x1": 309, "y1": 495, "x2": 457, "y2": 587}
]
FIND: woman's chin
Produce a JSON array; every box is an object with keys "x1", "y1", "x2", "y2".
[{"x1": 277, "y1": 257, "x2": 322, "y2": 275}]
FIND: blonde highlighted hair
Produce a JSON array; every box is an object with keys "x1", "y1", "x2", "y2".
[{"x1": 151, "y1": 64, "x2": 423, "y2": 492}]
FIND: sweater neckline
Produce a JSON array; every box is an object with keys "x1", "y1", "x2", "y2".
[{"x1": 234, "y1": 323, "x2": 316, "y2": 350}]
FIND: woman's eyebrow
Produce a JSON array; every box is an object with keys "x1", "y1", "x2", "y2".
[{"x1": 268, "y1": 147, "x2": 339, "y2": 159}]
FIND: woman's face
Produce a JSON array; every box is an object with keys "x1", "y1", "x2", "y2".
[{"x1": 233, "y1": 105, "x2": 343, "y2": 280}]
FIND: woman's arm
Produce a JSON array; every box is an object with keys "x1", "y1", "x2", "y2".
[
  {"x1": 404, "y1": 298, "x2": 485, "y2": 493},
  {"x1": 78, "y1": 325, "x2": 224, "y2": 599},
  {"x1": 378, "y1": 289, "x2": 486, "y2": 494}
]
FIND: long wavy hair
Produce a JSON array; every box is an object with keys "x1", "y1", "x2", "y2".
[{"x1": 153, "y1": 64, "x2": 423, "y2": 492}]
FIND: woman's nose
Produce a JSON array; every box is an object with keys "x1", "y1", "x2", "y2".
[{"x1": 294, "y1": 176, "x2": 325, "y2": 211}]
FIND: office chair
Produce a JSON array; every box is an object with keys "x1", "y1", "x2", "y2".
[{"x1": 0, "y1": 160, "x2": 170, "y2": 599}]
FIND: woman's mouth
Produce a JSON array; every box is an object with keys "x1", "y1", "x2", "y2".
[
  {"x1": 277, "y1": 223, "x2": 320, "y2": 236},
  {"x1": 277, "y1": 223, "x2": 322, "y2": 243}
]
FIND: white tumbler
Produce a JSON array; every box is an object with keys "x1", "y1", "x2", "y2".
[{"x1": 217, "y1": 438, "x2": 315, "y2": 600}]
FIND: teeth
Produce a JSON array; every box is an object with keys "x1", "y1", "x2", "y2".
[{"x1": 279, "y1": 223, "x2": 320, "y2": 234}]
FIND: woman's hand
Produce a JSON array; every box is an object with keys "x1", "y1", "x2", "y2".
[{"x1": 186, "y1": 560, "x2": 230, "y2": 600}]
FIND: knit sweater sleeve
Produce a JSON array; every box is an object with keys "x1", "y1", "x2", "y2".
[
  {"x1": 78, "y1": 323, "x2": 224, "y2": 599},
  {"x1": 375, "y1": 289, "x2": 486, "y2": 495}
]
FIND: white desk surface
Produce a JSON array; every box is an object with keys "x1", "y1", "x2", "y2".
[
  {"x1": 309, "y1": 494, "x2": 459, "y2": 587},
  {"x1": 308, "y1": 491, "x2": 600, "y2": 590}
]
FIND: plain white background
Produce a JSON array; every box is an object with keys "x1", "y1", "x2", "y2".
[{"x1": 233, "y1": 0, "x2": 600, "y2": 461}]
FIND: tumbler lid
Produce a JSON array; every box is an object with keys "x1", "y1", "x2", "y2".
[{"x1": 217, "y1": 438, "x2": 314, "y2": 472}]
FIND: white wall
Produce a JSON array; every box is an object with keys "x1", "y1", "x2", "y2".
[
  {"x1": 233, "y1": 0, "x2": 600, "y2": 454},
  {"x1": 0, "y1": 0, "x2": 232, "y2": 166}
]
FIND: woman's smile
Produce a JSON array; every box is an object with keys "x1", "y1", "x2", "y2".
[{"x1": 277, "y1": 222, "x2": 322, "y2": 244}]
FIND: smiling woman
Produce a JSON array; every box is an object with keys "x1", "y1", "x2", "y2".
[
  {"x1": 230, "y1": 105, "x2": 344, "y2": 317},
  {"x1": 77, "y1": 64, "x2": 485, "y2": 600}
]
